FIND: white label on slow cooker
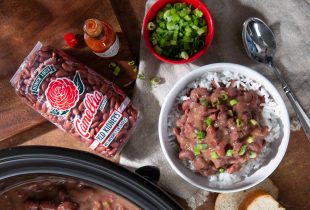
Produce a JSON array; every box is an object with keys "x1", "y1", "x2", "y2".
[
  {"x1": 94, "y1": 35, "x2": 120, "y2": 58},
  {"x1": 94, "y1": 110, "x2": 122, "y2": 143},
  {"x1": 103, "y1": 117, "x2": 128, "y2": 148}
]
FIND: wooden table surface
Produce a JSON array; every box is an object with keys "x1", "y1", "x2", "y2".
[{"x1": 0, "y1": 1, "x2": 309, "y2": 210}]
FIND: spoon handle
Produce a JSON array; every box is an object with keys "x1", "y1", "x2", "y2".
[{"x1": 271, "y1": 63, "x2": 310, "y2": 141}]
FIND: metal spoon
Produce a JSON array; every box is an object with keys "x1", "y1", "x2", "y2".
[{"x1": 242, "y1": 17, "x2": 310, "y2": 141}]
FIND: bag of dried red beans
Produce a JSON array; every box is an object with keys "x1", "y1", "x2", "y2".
[{"x1": 10, "y1": 42, "x2": 140, "y2": 158}]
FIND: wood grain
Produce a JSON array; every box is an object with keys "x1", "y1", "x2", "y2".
[{"x1": 0, "y1": 0, "x2": 138, "y2": 141}]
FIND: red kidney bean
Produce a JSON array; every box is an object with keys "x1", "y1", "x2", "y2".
[
  {"x1": 39, "y1": 51, "x2": 51, "y2": 59},
  {"x1": 55, "y1": 69, "x2": 69, "y2": 77},
  {"x1": 57, "y1": 201, "x2": 78, "y2": 210},
  {"x1": 72, "y1": 108, "x2": 79, "y2": 116},
  {"x1": 91, "y1": 121, "x2": 100, "y2": 128},
  {"x1": 62, "y1": 62, "x2": 74, "y2": 72}
]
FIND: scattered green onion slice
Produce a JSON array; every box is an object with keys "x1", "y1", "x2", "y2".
[
  {"x1": 227, "y1": 110, "x2": 234, "y2": 117},
  {"x1": 250, "y1": 119, "x2": 258, "y2": 126},
  {"x1": 211, "y1": 151, "x2": 219, "y2": 159},
  {"x1": 204, "y1": 117, "x2": 213, "y2": 126},
  {"x1": 196, "y1": 130, "x2": 206, "y2": 140},
  {"x1": 128, "y1": 61, "x2": 135, "y2": 66},
  {"x1": 113, "y1": 66, "x2": 121, "y2": 76},
  {"x1": 133, "y1": 67, "x2": 138, "y2": 73},
  {"x1": 249, "y1": 151, "x2": 257, "y2": 159},
  {"x1": 147, "y1": 22, "x2": 156, "y2": 30},
  {"x1": 229, "y1": 99, "x2": 238, "y2": 106},
  {"x1": 193, "y1": 143, "x2": 208, "y2": 155},
  {"x1": 149, "y1": 77, "x2": 162, "y2": 88},
  {"x1": 246, "y1": 136, "x2": 254, "y2": 144},
  {"x1": 219, "y1": 168, "x2": 225, "y2": 173},
  {"x1": 226, "y1": 149, "x2": 234, "y2": 157},
  {"x1": 236, "y1": 119, "x2": 242, "y2": 127},
  {"x1": 199, "y1": 98, "x2": 209, "y2": 106},
  {"x1": 109, "y1": 62, "x2": 117, "y2": 68},
  {"x1": 137, "y1": 73, "x2": 145, "y2": 80},
  {"x1": 238, "y1": 145, "x2": 247, "y2": 156}
]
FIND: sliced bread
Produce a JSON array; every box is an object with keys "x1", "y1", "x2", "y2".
[
  {"x1": 239, "y1": 189, "x2": 285, "y2": 210},
  {"x1": 214, "y1": 178, "x2": 279, "y2": 210}
]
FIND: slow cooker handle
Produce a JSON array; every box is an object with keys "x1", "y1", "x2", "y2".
[{"x1": 135, "y1": 166, "x2": 160, "y2": 183}]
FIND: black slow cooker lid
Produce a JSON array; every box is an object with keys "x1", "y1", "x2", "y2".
[{"x1": 0, "y1": 146, "x2": 183, "y2": 210}]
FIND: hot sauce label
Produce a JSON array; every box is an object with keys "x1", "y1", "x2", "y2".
[{"x1": 94, "y1": 36, "x2": 120, "y2": 58}]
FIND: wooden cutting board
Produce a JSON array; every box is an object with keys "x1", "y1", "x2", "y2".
[{"x1": 0, "y1": 0, "x2": 138, "y2": 142}]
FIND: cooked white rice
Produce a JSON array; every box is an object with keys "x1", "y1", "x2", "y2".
[{"x1": 167, "y1": 70, "x2": 281, "y2": 186}]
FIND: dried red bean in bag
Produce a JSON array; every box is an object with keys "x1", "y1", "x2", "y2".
[{"x1": 10, "y1": 42, "x2": 139, "y2": 158}]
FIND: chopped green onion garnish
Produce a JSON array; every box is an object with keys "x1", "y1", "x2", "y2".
[
  {"x1": 180, "y1": 51, "x2": 189, "y2": 59},
  {"x1": 238, "y1": 145, "x2": 247, "y2": 156},
  {"x1": 220, "y1": 92, "x2": 228, "y2": 101},
  {"x1": 147, "y1": 22, "x2": 156, "y2": 30},
  {"x1": 196, "y1": 130, "x2": 206, "y2": 140},
  {"x1": 229, "y1": 99, "x2": 238, "y2": 106},
  {"x1": 193, "y1": 143, "x2": 208, "y2": 156},
  {"x1": 113, "y1": 66, "x2": 121, "y2": 76},
  {"x1": 109, "y1": 62, "x2": 117, "y2": 68},
  {"x1": 211, "y1": 151, "x2": 219, "y2": 159},
  {"x1": 193, "y1": 9, "x2": 203, "y2": 18},
  {"x1": 128, "y1": 61, "x2": 135, "y2": 66},
  {"x1": 149, "y1": 77, "x2": 162, "y2": 88},
  {"x1": 133, "y1": 67, "x2": 138, "y2": 73},
  {"x1": 226, "y1": 149, "x2": 234, "y2": 157},
  {"x1": 249, "y1": 151, "x2": 257, "y2": 159},
  {"x1": 250, "y1": 119, "x2": 258, "y2": 126},
  {"x1": 236, "y1": 119, "x2": 242, "y2": 127},
  {"x1": 227, "y1": 110, "x2": 234, "y2": 117},
  {"x1": 148, "y1": 3, "x2": 206, "y2": 60},
  {"x1": 137, "y1": 73, "x2": 145, "y2": 80},
  {"x1": 199, "y1": 98, "x2": 209, "y2": 106},
  {"x1": 219, "y1": 168, "x2": 225, "y2": 173},
  {"x1": 246, "y1": 136, "x2": 254, "y2": 144},
  {"x1": 193, "y1": 147, "x2": 200, "y2": 156},
  {"x1": 204, "y1": 117, "x2": 213, "y2": 126}
]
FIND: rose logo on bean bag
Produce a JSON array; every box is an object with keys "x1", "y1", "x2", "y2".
[{"x1": 46, "y1": 78, "x2": 79, "y2": 111}]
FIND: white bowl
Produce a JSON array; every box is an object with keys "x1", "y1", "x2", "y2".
[{"x1": 158, "y1": 63, "x2": 290, "y2": 193}]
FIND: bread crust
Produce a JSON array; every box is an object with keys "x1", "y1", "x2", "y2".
[
  {"x1": 238, "y1": 189, "x2": 269, "y2": 210},
  {"x1": 214, "y1": 178, "x2": 279, "y2": 210}
]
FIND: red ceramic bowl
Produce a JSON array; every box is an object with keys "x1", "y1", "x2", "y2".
[{"x1": 143, "y1": 0, "x2": 214, "y2": 64}]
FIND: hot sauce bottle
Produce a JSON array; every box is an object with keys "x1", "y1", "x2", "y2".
[{"x1": 83, "y1": 18, "x2": 120, "y2": 57}]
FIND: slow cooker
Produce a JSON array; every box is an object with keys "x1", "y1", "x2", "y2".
[{"x1": 0, "y1": 146, "x2": 183, "y2": 209}]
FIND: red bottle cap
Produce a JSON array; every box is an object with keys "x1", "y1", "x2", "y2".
[{"x1": 64, "y1": 33, "x2": 78, "y2": 47}]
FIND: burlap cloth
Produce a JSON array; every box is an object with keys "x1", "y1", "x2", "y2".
[{"x1": 120, "y1": 0, "x2": 310, "y2": 208}]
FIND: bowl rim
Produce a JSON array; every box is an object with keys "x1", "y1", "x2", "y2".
[
  {"x1": 158, "y1": 63, "x2": 290, "y2": 193},
  {"x1": 142, "y1": 0, "x2": 215, "y2": 64}
]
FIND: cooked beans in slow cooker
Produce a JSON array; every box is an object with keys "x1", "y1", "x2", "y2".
[{"x1": 0, "y1": 177, "x2": 140, "y2": 210}]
